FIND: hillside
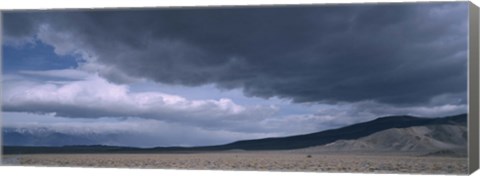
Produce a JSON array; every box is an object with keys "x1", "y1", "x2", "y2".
[
  {"x1": 299, "y1": 124, "x2": 467, "y2": 156},
  {"x1": 212, "y1": 113, "x2": 466, "y2": 150}
]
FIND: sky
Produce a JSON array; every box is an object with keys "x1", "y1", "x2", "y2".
[{"x1": 1, "y1": 2, "x2": 469, "y2": 147}]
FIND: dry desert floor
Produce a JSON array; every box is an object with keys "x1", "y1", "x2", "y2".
[{"x1": 1, "y1": 151, "x2": 467, "y2": 174}]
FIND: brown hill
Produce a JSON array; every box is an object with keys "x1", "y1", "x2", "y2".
[{"x1": 298, "y1": 124, "x2": 466, "y2": 156}]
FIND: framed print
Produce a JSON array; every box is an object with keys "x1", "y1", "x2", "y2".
[{"x1": 1, "y1": 1, "x2": 479, "y2": 175}]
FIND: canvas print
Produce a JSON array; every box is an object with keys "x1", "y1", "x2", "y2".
[{"x1": 1, "y1": 2, "x2": 471, "y2": 174}]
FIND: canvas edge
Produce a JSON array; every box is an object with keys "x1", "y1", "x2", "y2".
[
  {"x1": 469, "y1": 2, "x2": 480, "y2": 174},
  {"x1": 0, "y1": 11, "x2": 4, "y2": 165}
]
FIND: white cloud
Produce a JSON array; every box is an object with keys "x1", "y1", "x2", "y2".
[
  {"x1": 3, "y1": 70, "x2": 467, "y2": 137},
  {"x1": 3, "y1": 74, "x2": 278, "y2": 132}
]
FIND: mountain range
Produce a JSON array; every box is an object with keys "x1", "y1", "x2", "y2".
[{"x1": 3, "y1": 114, "x2": 467, "y2": 155}]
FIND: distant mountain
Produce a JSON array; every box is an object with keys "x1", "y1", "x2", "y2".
[
  {"x1": 212, "y1": 113, "x2": 466, "y2": 150},
  {"x1": 2, "y1": 127, "x2": 120, "y2": 146},
  {"x1": 3, "y1": 114, "x2": 467, "y2": 154}
]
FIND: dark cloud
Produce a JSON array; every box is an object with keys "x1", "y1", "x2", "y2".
[
  {"x1": 3, "y1": 12, "x2": 39, "y2": 39},
  {"x1": 3, "y1": 2, "x2": 468, "y2": 106}
]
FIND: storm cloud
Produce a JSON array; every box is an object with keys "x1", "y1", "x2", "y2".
[{"x1": 3, "y1": 2, "x2": 468, "y2": 106}]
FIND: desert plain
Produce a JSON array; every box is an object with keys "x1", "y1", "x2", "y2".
[{"x1": 1, "y1": 151, "x2": 467, "y2": 174}]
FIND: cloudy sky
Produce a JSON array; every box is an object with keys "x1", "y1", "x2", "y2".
[{"x1": 2, "y1": 2, "x2": 469, "y2": 147}]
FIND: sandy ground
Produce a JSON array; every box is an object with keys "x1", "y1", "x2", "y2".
[{"x1": 1, "y1": 152, "x2": 467, "y2": 174}]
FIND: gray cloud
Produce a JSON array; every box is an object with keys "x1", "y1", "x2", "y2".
[{"x1": 3, "y1": 2, "x2": 468, "y2": 106}]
